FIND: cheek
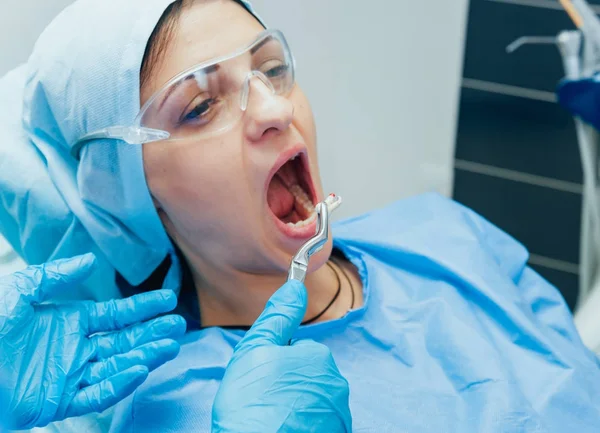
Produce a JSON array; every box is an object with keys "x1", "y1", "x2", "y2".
[
  {"x1": 292, "y1": 90, "x2": 317, "y2": 144},
  {"x1": 291, "y1": 89, "x2": 323, "y2": 193},
  {"x1": 143, "y1": 139, "x2": 243, "y2": 216}
]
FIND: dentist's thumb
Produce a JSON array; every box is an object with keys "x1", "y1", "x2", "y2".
[{"x1": 237, "y1": 280, "x2": 308, "y2": 349}]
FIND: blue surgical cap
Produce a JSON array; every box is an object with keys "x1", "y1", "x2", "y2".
[
  {"x1": 21, "y1": 0, "x2": 265, "y2": 294},
  {"x1": 0, "y1": 65, "x2": 119, "y2": 301}
]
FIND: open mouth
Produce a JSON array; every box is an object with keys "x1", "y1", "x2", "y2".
[{"x1": 267, "y1": 152, "x2": 317, "y2": 228}]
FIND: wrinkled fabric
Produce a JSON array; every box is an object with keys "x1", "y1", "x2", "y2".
[
  {"x1": 0, "y1": 372, "x2": 9, "y2": 433},
  {"x1": 557, "y1": 73, "x2": 600, "y2": 130},
  {"x1": 0, "y1": 65, "x2": 118, "y2": 301},
  {"x1": 0, "y1": 254, "x2": 186, "y2": 429},
  {"x1": 21, "y1": 0, "x2": 264, "y2": 294},
  {"x1": 110, "y1": 193, "x2": 600, "y2": 432},
  {"x1": 0, "y1": 65, "x2": 65, "y2": 265}
]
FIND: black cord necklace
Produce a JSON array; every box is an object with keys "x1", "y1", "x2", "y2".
[
  {"x1": 198, "y1": 270, "x2": 340, "y2": 330},
  {"x1": 332, "y1": 257, "x2": 355, "y2": 310},
  {"x1": 301, "y1": 261, "x2": 341, "y2": 325},
  {"x1": 204, "y1": 259, "x2": 357, "y2": 332}
]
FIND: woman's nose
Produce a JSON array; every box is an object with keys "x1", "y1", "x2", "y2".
[{"x1": 243, "y1": 76, "x2": 294, "y2": 142}]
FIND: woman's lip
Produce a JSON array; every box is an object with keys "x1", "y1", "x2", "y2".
[{"x1": 264, "y1": 144, "x2": 319, "y2": 240}]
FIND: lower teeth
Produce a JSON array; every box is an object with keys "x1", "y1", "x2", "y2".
[
  {"x1": 286, "y1": 211, "x2": 317, "y2": 228},
  {"x1": 285, "y1": 184, "x2": 315, "y2": 227}
]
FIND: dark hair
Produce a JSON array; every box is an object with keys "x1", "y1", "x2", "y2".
[
  {"x1": 140, "y1": 0, "x2": 262, "y2": 89},
  {"x1": 140, "y1": 1, "x2": 185, "y2": 89}
]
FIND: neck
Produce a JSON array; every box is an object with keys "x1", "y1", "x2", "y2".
[{"x1": 189, "y1": 253, "x2": 350, "y2": 327}]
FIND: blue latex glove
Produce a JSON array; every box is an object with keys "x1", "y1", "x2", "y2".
[
  {"x1": 211, "y1": 280, "x2": 352, "y2": 433},
  {"x1": 0, "y1": 254, "x2": 187, "y2": 429}
]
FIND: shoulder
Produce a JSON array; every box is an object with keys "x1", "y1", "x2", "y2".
[
  {"x1": 333, "y1": 193, "x2": 529, "y2": 281},
  {"x1": 334, "y1": 192, "x2": 491, "y2": 232}
]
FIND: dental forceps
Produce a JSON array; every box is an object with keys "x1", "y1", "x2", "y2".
[{"x1": 287, "y1": 194, "x2": 342, "y2": 283}]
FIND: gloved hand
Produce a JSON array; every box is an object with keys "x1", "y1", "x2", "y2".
[
  {"x1": 211, "y1": 280, "x2": 352, "y2": 433},
  {"x1": 0, "y1": 253, "x2": 187, "y2": 429}
]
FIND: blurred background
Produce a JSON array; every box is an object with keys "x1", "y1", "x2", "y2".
[
  {"x1": 455, "y1": 0, "x2": 587, "y2": 312},
  {"x1": 0, "y1": 0, "x2": 591, "y2": 315}
]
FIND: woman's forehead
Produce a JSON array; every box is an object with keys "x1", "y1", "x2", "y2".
[{"x1": 160, "y1": 0, "x2": 264, "y2": 82}]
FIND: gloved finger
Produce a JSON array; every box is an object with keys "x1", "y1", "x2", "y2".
[
  {"x1": 290, "y1": 338, "x2": 325, "y2": 349},
  {"x1": 291, "y1": 339, "x2": 337, "y2": 362},
  {"x1": 81, "y1": 339, "x2": 180, "y2": 387},
  {"x1": 9, "y1": 253, "x2": 96, "y2": 303},
  {"x1": 288, "y1": 342, "x2": 352, "y2": 432},
  {"x1": 90, "y1": 314, "x2": 186, "y2": 360},
  {"x1": 64, "y1": 365, "x2": 149, "y2": 418},
  {"x1": 237, "y1": 280, "x2": 307, "y2": 348},
  {"x1": 86, "y1": 289, "x2": 178, "y2": 334}
]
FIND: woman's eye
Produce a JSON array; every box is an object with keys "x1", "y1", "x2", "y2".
[
  {"x1": 181, "y1": 98, "x2": 217, "y2": 124},
  {"x1": 264, "y1": 64, "x2": 289, "y2": 79}
]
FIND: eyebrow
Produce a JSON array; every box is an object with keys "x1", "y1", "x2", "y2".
[
  {"x1": 250, "y1": 36, "x2": 272, "y2": 55},
  {"x1": 157, "y1": 64, "x2": 220, "y2": 111}
]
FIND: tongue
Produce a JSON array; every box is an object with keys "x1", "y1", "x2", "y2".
[{"x1": 267, "y1": 175, "x2": 295, "y2": 218}]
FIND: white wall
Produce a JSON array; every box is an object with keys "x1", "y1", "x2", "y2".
[
  {"x1": 251, "y1": 0, "x2": 468, "y2": 219},
  {"x1": 0, "y1": 0, "x2": 75, "y2": 75},
  {"x1": 0, "y1": 0, "x2": 467, "y2": 266}
]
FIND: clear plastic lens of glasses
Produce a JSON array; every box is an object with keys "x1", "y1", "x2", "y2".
[{"x1": 139, "y1": 30, "x2": 294, "y2": 142}]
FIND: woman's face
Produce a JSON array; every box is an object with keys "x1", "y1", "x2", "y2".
[{"x1": 141, "y1": 0, "x2": 330, "y2": 276}]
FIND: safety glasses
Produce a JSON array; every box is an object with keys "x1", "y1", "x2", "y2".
[{"x1": 72, "y1": 29, "x2": 295, "y2": 159}]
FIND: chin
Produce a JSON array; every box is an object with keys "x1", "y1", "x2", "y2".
[{"x1": 305, "y1": 239, "x2": 334, "y2": 273}]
